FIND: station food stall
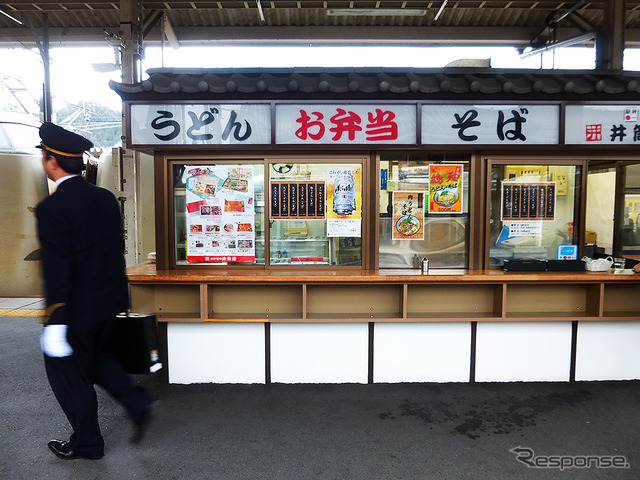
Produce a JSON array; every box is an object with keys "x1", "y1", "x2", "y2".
[{"x1": 111, "y1": 67, "x2": 640, "y2": 384}]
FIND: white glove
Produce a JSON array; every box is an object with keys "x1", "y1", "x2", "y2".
[{"x1": 41, "y1": 325, "x2": 73, "y2": 357}]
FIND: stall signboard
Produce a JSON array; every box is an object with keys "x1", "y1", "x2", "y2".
[
  {"x1": 421, "y1": 105, "x2": 560, "y2": 144},
  {"x1": 128, "y1": 103, "x2": 640, "y2": 147},
  {"x1": 501, "y1": 182, "x2": 556, "y2": 221},
  {"x1": 565, "y1": 105, "x2": 640, "y2": 145},
  {"x1": 276, "y1": 104, "x2": 417, "y2": 144},
  {"x1": 428, "y1": 164, "x2": 464, "y2": 214},
  {"x1": 130, "y1": 104, "x2": 271, "y2": 145},
  {"x1": 327, "y1": 166, "x2": 362, "y2": 237},
  {"x1": 270, "y1": 181, "x2": 326, "y2": 219},
  {"x1": 393, "y1": 192, "x2": 425, "y2": 240},
  {"x1": 185, "y1": 165, "x2": 256, "y2": 263}
]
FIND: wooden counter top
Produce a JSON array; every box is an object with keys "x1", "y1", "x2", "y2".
[{"x1": 127, "y1": 262, "x2": 640, "y2": 284}]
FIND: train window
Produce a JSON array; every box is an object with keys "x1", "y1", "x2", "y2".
[{"x1": 0, "y1": 123, "x2": 39, "y2": 153}]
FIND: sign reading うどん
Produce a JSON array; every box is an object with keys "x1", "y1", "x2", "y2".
[{"x1": 129, "y1": 104, "x2": 271, "y2": 145}]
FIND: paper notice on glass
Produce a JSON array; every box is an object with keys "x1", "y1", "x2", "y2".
[
  {"x1": 509, "y1": 221, "x2": 543, "y2": 237},
  {"x1": 327, "y1": 219, "x2": 361, "y2": 238}
]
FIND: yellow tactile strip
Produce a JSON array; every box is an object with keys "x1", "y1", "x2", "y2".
[{"x1": 0, "y1": 308, "x2": 45, "y2": 317}]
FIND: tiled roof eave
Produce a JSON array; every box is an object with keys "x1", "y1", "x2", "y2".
[{"x1": 109, "y1": 68, "x2": 640, "y2": 101}]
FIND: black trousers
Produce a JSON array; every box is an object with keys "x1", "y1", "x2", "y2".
[{"x1": 44, "y1": 318, "x2": 155, "y2": 457}]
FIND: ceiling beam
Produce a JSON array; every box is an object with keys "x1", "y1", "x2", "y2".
[{"x1": 2, "y1": 25, "x2": 640, "y2": 49}]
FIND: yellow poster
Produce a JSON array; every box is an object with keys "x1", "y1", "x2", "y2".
[
  {"x1": 326, "y1": 166, "x2": 362, "y2": 237},
  {"x1": 393, "y1": 192, "x2": 425, "y2": 240},
  {"x1": 429, "y1": 164, "x2": 464, "y2": 214}
]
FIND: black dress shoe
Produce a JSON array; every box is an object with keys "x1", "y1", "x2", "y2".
[
  {"x1": 47, "y1": 440, "x2": 103, "y2": 460},
  {"x1": 131, "y1": 402, "x2": 155, "y2": 444}
]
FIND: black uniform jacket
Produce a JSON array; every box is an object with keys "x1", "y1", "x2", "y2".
[{"x1": 36, "y1": 176, "x2": 129, "y2": 327}]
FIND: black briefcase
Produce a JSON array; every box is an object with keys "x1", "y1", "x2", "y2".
[{"x1": 110, "y1": 313, "x2": 163, "y2": 374}]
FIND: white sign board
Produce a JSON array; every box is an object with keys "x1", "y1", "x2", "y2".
[
  {"x1": 276, "y1": 104, "x2": 417, "y2": 144},
  {"x1": 130, "y1": 104, "x2": 271, "y2": 145},
  {"x1": 565, "y1": 105, "x2": 640, "y2": 145},
  {"x1": 421, "y1": 105, "x2": 560, "y2": 144}
]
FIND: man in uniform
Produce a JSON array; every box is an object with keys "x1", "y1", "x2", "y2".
[{"x1": 36, "y1": 122, "x2": 155, "y2": 460}]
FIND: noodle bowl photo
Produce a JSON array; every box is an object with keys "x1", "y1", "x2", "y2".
[
  {"x1": 434, "y1": 188, "x2": 459, "y2": 208},
  {"x1": 396, "y1": 215, "x2": 421, "y2": 236}
]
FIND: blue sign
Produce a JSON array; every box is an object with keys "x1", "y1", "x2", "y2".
[{"x1": 557, "y1": 244, "x2": 578, "y2": 260}]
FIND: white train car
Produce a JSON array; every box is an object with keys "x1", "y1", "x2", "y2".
[{"x1": 0, "y1": 113, "x2": 48, "y2": 296}]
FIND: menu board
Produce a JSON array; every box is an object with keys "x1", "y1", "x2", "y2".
[
  {"x1": 185, "y1": 165, "x2": 255, "y2": 263},
  {"x1": 502, "y1": 182, "x2": 556, "y2": 221},
  {"x1": 270, "y1": 181, "x2": 326, "y2": 219}
]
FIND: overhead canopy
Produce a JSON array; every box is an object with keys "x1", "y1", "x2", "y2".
[{"x1": 0, "y1": 0, "x2": 639, "y2": 50}]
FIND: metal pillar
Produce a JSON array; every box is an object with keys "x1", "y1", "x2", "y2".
[
  {"x1": 119, "y1": 0, "x2": 145, "y2": 266},
  {"x1": 596, "y1": 0, "x2": 625, "y2": 70},
  {"x1": 40, "y1": 12, "x2": 52, "y2": 122}
]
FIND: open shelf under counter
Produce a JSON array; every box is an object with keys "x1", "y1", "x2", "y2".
[
  {"x1": 205, "y1": 312, "x2": 302, "y2": 322},
  {"x1": 603, "y1": 282, "x2": 640, "y2": 317},
  {"x1": 155, "y1": 312, "x2": 203, "y2": 323},
  {"x1": 305, "y1": 283, "x2": 403, "y2": 319},
  {"x1": 129, "y1": 282, "x2": 202, "y2": 321},
  {"x1": 207, "y1": 283, "x2": 303, "y2": 320},
  {"x1": 303, "y1": 312, "x2": 403, "y2": 322},
  {"x1": 406, "y1": 312, "x2": 501, "y2": 322},
  {"x1": 406, "y1": 283, "x2": 504, "y2": 320},
  {"x1": 505, "y1": 283, "x2": 602, "y2": 319},
  {"x1": 127, "y1": 263, "x2": 640, "y2": 323},
  {"x1": 504, "y1": 311, "x2": 601, "y2": 321}
]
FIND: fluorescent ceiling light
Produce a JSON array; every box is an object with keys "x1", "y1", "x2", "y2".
[
  {"x1": 434, "y1": 0, "x2": 449, "y2": 22},
  {"x1": 256, "y1": 0, "x2": 265, "y2": 23},
  {"x1": 519, "y1": 31, "x2": 595, "y2": 59},
  {"x1": 0, "y1": 8, "x2": 22, "y2": 25},
  {"x1": 326, "y1": 8, "x2": 427, "y2": 17}
]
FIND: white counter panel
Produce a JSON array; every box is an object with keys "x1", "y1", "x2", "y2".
[
  {"x1": 373, "y1": 323, "x2": 471, "y2": 383},
  {"x1": 576, "y1": 321, "x2": 640, "y2": 381},
  {"x1": 476, "y1": 322, "x2": 572, "y2": 382},
  {"x1": 270, "y1": 323, "x2": 369, "y2": 384},
  {"x1": 167, "y1": 323, "x2": 266, "y2": 384}
]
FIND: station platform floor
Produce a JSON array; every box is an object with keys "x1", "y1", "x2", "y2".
[{"x1": 1, "y1": 296, "x2": 640, "y2": 480}]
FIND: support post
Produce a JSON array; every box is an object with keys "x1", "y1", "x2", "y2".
[{"x1": 596, "y1": 0, "x2": 625, "y2": 70}]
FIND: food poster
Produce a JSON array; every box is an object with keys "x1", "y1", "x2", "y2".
[
  {"x1": 393, "y1": 192, "x2": 425, "y2": 240},
  {"x1": 326, "y1": 166, "x2": 362, "y2": 237},
  {"x1": 185, "y1": 165, "x2": 255, "y2": 263},
  {"x1": 428, "y1": 164, "x2": 464, "y2": 214}
]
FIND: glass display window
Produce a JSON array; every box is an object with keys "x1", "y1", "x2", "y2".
[
  {"x1": 268, "y1": 161, "x2": 363, "y2": 266},
  {"x1": 172, "y1": 162, "x2": 265, "y2": 266},
  {"x1": 622, "y1": 165, "x2": 640, "y2": 258},
  {"x1": 586, "y1": 162, "x2": 640, "y2": 260},
  {"x1": 379, "y1": 153, "x2": 471, "y2": 269},
  {"x1": 170, "y1": 157, "x2": 365, "y2": 268},
  {"x1": 488, "y1": 161, "x2": 583, "y2": 266}
]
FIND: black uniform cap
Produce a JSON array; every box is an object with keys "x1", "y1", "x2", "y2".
[{"x1": 36, "y1": 122, "x2": 93, "y2": 157}]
